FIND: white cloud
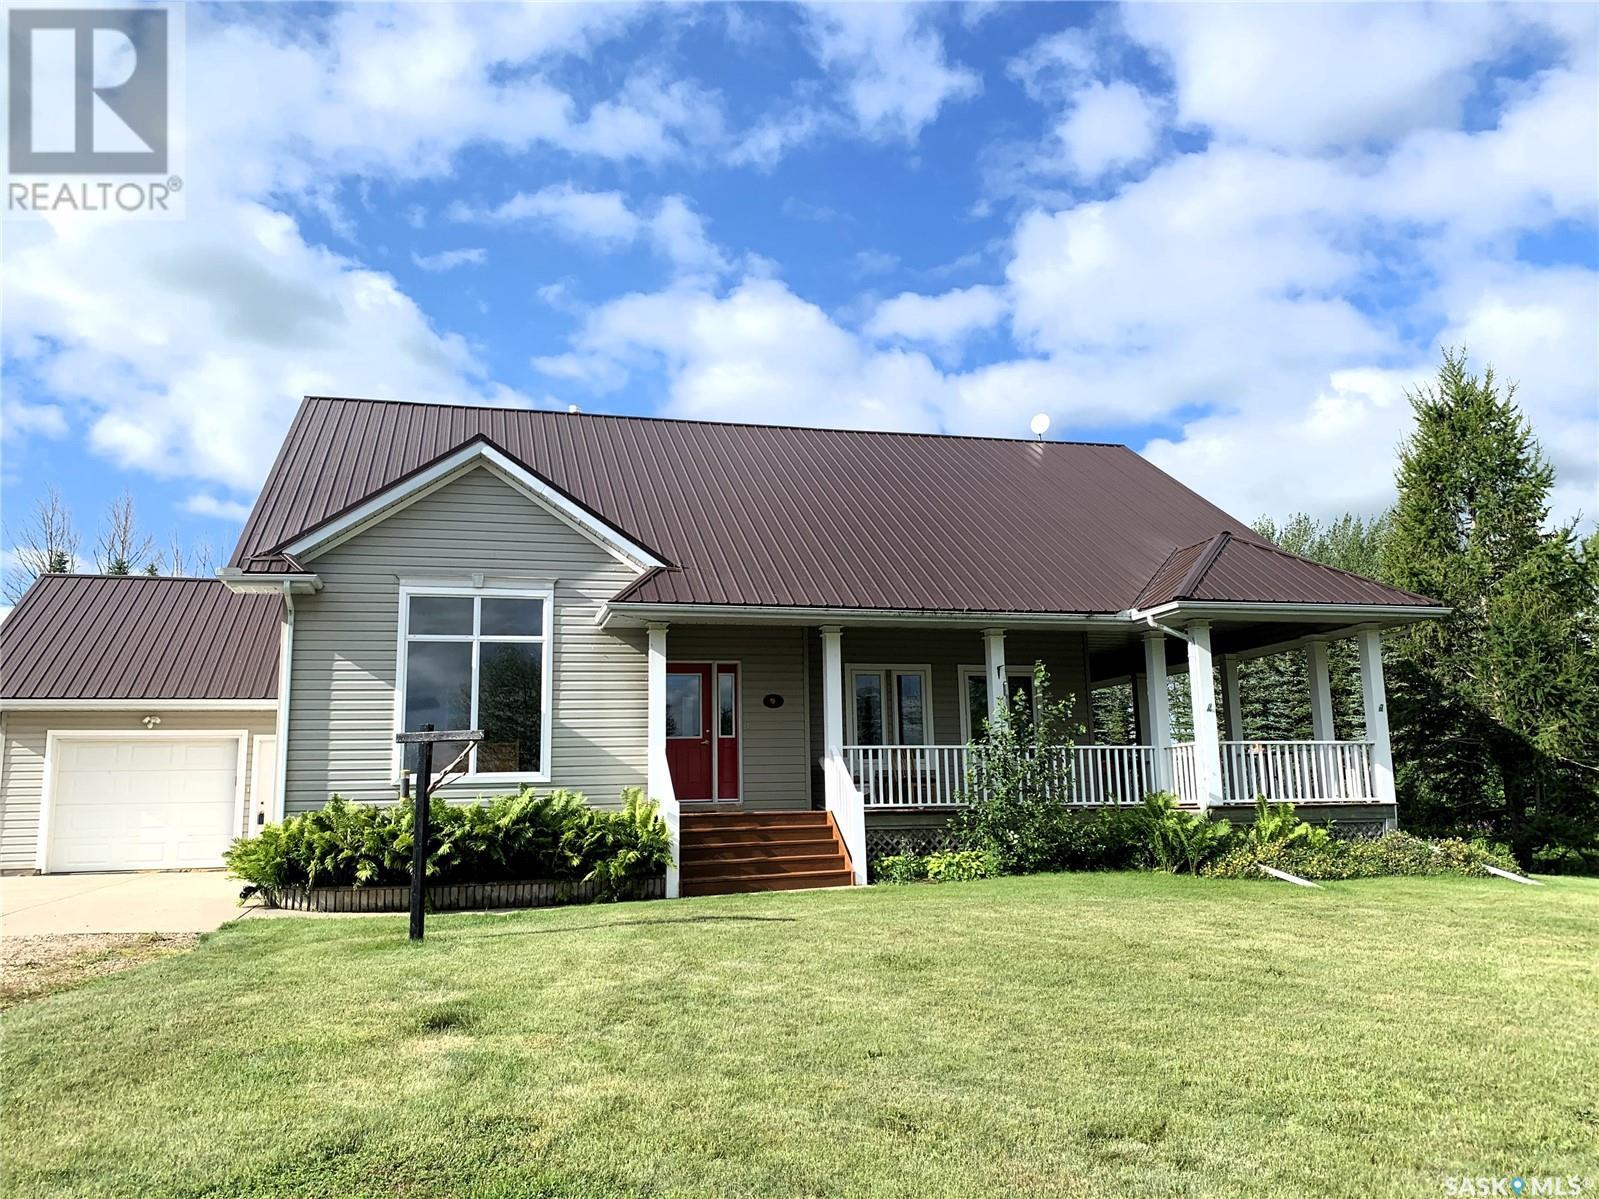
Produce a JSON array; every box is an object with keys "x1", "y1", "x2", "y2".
[
  {"x1": 183, "y1": 493, "x2": 255, "y2": 522},
  {"x1": 648, "y1": 197, "x2": 729, "y2": 275},
  {"x1": 1121, "y1": 3, "x2": 1512, "y2": 151},
  {"x1": 411, "y1": 247, "x2": 487, "y2": 272},
  {"x1": 805, "y1": 3, "x2": 980, "y2": 139},
  {"x1": 455, "y1": 184, "x2": 643, "y2": 245},
  {"x1": 1055, "y1": 80, "x2": 1162, "y2": 178},
  {"x1": 866, "y1": 285, "x2": 1005, "y2": 347},
  {"x1": 2, "y1": 402, "x2": 69, "y2": 439}
]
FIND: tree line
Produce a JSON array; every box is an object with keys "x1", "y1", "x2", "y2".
[{"x1": 3, "y1": 488, "x2": 221, "y2": 603}]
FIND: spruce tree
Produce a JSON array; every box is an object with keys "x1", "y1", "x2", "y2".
[{"x1": 1383, "y1": 348, "x2": 1599, "y2": 864}]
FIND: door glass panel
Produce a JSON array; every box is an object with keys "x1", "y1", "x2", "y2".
[
  {"x1": 409, "y1": 595, "x2": 474, "y2": 636},
  {"x1": 480, "y1": 597, "x2": 543, "y2": 637},
  {"x1": 718, "y1": 671, "x2": 736, "y2": 738},
  {"x1": 402, "y1": 640, "x2": 472, "y2": 770},
  {"x1": 853, "y1": 673, "x2": 885, "y2": 745},
  {"x1": 477, "y1": 642, "x2": 543, "y2": 772},
  {"x1": 895, "y1": 673, "x2": 927, "y2": 745},
  {"x1": 1006, "y1": 674, "x2": 1038, "y2": 736},
  {"x1": 666, "y1": 673, "x2": 703, "y2": 739},
  {"x1": 966, "y1": 673, "x2": 989, "y2": 742}
]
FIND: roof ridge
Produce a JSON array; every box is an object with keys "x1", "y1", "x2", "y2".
[
  {"x1": 300, "y1": 395, "x2": 1130, "y2": 450},
  {"x1": 35, "y1": 573, "x2": 225, "y2": 583},
  {"x1": 1173, "y1": 531, "x2": 1234, "y2": 599}
]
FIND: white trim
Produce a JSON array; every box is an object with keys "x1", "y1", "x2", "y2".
[
  {"x1": 394, "y1": 582, "x2": 555, "y2": 787},
  {"x1": 38, "y1": 729, "x2": 250, "y2": 874},
  {"x1": 0, "y1": 698, "x2": 277, "y2": 712},
  {"x1": 956, "y1": 664, "x2": 1039, "y2": 743},
  {"x1": 250, "y1": 735, "x2": 278, "y2": 834},
  {"x1": 845, "y1": 663, "x2": 935, "y2": 746},
  {"x1": 1132, "y1": 600, "x2": 1448, "y2": 624},
  {"x1": 216, "y1": 568, "x2": 322, "y2": 595},
  {"x1": 647, "y1": 624, "x2": 678, "y2": 898},
  {"x1": 604, "y1": 602, "x2": 1125, "y2": 629},
  {"x1": 274, "y1": 587, "x2": 294, "y2": 822},
  {"x1": 282, "y1": 442, "x2": 665, "y2": 573}
]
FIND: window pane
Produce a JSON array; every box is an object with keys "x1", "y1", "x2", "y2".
[
  {"x1": 966, "y1": 674, "x2": 989, "y2": 742},
  {"x1": 718, "y1": 671, "x2": 736, "y2": 738},
  {"x1": 403, "y1": 640, "x2": 472, "y2": 771},
  {"x1": 478, "y1": 642, "x2": 543, "y2": 773},
  {"x1": 409, "y1": 595, "x2": 473, "y2": 636},
  {"x1": 481, "y1": 597, "x2": 543, "y2": 638},
  {"x1": 666, "y1": 673, "x2": 702, "y2": 739},
  {"x1": 896, "y1": 673, "x2": 927, "y2": 745},
  {"x1": 853, "y1": 673, "x2": 884, "y2": 746}
]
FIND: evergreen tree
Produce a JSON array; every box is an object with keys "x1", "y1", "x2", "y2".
[{"x1": 1383, "y1": 349, "x2": 1599, "y2": 865}]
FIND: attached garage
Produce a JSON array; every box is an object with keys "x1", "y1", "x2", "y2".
[
  {"x1": 44, "y1": 734, "x2": 248, "y2": 872},
  {"x1": 1, "y1": 575, "x2": 281, "y2": 874}
]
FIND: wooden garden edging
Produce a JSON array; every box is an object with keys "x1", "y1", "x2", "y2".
[{"x1": 262, "y1": 876, "x2": 665, "y2": 913}]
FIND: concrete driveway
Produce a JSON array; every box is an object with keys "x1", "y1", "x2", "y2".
[{"x1": 1, "y1": 871, "x2": 247, "y2": 936}]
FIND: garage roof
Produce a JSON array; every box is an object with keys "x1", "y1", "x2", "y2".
[{"x1": 1, "y1": 575, "x2": 279, "y2": 701}]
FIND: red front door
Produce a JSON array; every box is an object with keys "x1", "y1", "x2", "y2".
[{"x1": 666, "y1": 664, "x2": 713, "y2": 801}]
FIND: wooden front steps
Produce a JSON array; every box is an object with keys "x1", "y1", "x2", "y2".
[{"x1": 679, "y1": 810, "x2": 854, "y2": 897}]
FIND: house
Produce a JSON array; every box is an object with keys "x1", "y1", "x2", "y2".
[{"x1": 0, "y1": 396, "x2": 1444, "y2": 894}]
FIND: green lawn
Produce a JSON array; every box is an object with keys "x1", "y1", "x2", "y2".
[{"x1": 3, "y1": 873, "x2": 1597, "y2": 1198}]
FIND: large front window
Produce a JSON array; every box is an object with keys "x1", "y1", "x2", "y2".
[{"x1": 399, "y1": 588, "x2": 552, "y2": 779}]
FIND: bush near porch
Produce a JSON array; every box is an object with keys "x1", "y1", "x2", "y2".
[{"x1": 222, "y1": 788, "x2": 670, "y2": 901}]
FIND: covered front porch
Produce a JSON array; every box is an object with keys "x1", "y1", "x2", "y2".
[{"x1": 627, "y1": 608, "x2": 1407, "y2": 896}]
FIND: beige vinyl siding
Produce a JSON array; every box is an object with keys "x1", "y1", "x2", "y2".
[
  {"x1": 805, "y1": 626, "x2": 1093, "y2": 805},
  {"x1": 284, "y1": 465, "x2": 647, "y2": 813},
  {"x1": 664, "y1": 625, "x2": 811, "y2": 810},
  {"x1": 0, "y1": 709, "x2": 277, "y2": 872}
]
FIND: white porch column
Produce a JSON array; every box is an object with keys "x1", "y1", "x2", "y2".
[
  {"x1": 982, "y1": 627, "x2": 1008, "y2": 726},
  {"x1": 1219, "y1": 654, "x2": 1243, "y2": 742},
  {"x1": 1306, "y1": 639, "x2": 1336, "y2": 741},
  {"x1": 1356, "y1": 628, "x2": 1397, "y2": 814},
  {"x1": 1142, "y1": 632, "x2": 1173, "y2": 791},
  {"x1": 1132, "y1": 671, "x2": 1150, "y2": 744},
  {"x1": 820, "y1": 626, "x2": 845, "y2": 809},
  {"x1": 1186, "y1": 621, "x2": 1223, "y2": 810},
  {"x1": 647, "y1": 622, "x2": 680, "y2": 899}
]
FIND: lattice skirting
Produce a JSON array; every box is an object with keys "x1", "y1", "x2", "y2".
[{"x1": 865, "y1": 826, "x2": 960, "y2": 862}]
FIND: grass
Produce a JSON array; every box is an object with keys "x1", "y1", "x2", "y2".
[{"x1": 3, "y1": 872, "x2": 1597, "y2": 1198}]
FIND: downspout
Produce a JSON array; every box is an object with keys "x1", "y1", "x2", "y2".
[{"x1": 273, "y1": 582, "x2": 295, "y2": 824}]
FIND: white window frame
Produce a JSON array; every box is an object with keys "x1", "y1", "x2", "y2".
[
  {"x1": 393, "y1": 582, "x2": 555, "y2": 786},
  {"x1": 958, "y1": 665, "x2": 1040, "y2": 743},
  {"x1": 845, "y1": 663, "x2": 935, "y2": 746}
]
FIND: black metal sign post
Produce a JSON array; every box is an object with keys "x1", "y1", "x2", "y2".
[{"x1": 395, "y1": 725, "x2": 482, "y2": 942}]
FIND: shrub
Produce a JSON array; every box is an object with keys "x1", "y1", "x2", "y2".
[
  {"x1": 1243, "y1": 797, "x2": 1331, "y2": 852},
  {"x1": 1205, "y1": 830, "x2": 1519, "y2": 881},
  {"x1": 951, "y1": 663, "x2": 1085, "y2": 873},
  {"x1": 924, "y1": 849, "x2": 1002, "y2": 882},
  {"x1": 1126, "y1": 793, "x2": 1234, "y2": 874},
  {"x1": 873, "y1": 854, "x2": 929, "y2": 884},
  {"x1": 224, "y1": 788, "x2": 671, "y2": 897}
]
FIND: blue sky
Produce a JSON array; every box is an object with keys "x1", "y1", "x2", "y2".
[{"x1": 3, "y1": 1, "x2": 1596, "y2": 584}]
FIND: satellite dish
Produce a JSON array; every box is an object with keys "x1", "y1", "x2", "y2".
[
  {"x1": 567, "y1": 404, "x2": 580, "y2": 414},
  {"x1": 1029, "y1": 412, "x2": 1051, "y2": 438}
]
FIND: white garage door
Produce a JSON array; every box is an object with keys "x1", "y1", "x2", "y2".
[{"x1": 48, "y1": 737, "x2": 241, "y2": 872}]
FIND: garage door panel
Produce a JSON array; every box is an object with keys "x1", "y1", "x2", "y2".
[{"x1": 48, "y1": 737, "x2": 239, "y2": 872}]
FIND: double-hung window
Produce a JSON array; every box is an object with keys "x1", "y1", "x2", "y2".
[{"x1": 398, "y1": 587, "x2": 553, "y2": 781}]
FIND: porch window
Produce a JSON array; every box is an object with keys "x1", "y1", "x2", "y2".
[
  {"x1": 848, "y1": 666, "x2": 933, "y2": 745},
  {"x1": 959, "y1": 666, "x2": 1038, "y2": 742},
  {"x1": 398, "y1": 587, "x2": 553, "y2": 780}
]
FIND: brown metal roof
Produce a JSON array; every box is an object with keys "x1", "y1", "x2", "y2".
[
  {"x1": 1, "y1": 575, "x2": 279, "y2": 701},
  {"x1": 1133, "y1": 532, "x2": 1436, "y2": 609},
  {"x1": 231, "y1": 397, "x2": 1437, "y2": 615}
]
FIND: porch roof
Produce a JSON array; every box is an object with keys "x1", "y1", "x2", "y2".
[{"x1": 230, "y1": 396, "x2": 1440, "y2": 619}]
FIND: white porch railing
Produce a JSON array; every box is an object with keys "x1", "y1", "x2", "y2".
[
  {"x1": 842, "y1": 739, "x2": 1380, "y2": 809},
  {"x1": 1220, "y1": 740, "x2": 1377, "y2": 804},
  {"x1": 844, "y1": 744, "x2": 1158, "y2": 809}
]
